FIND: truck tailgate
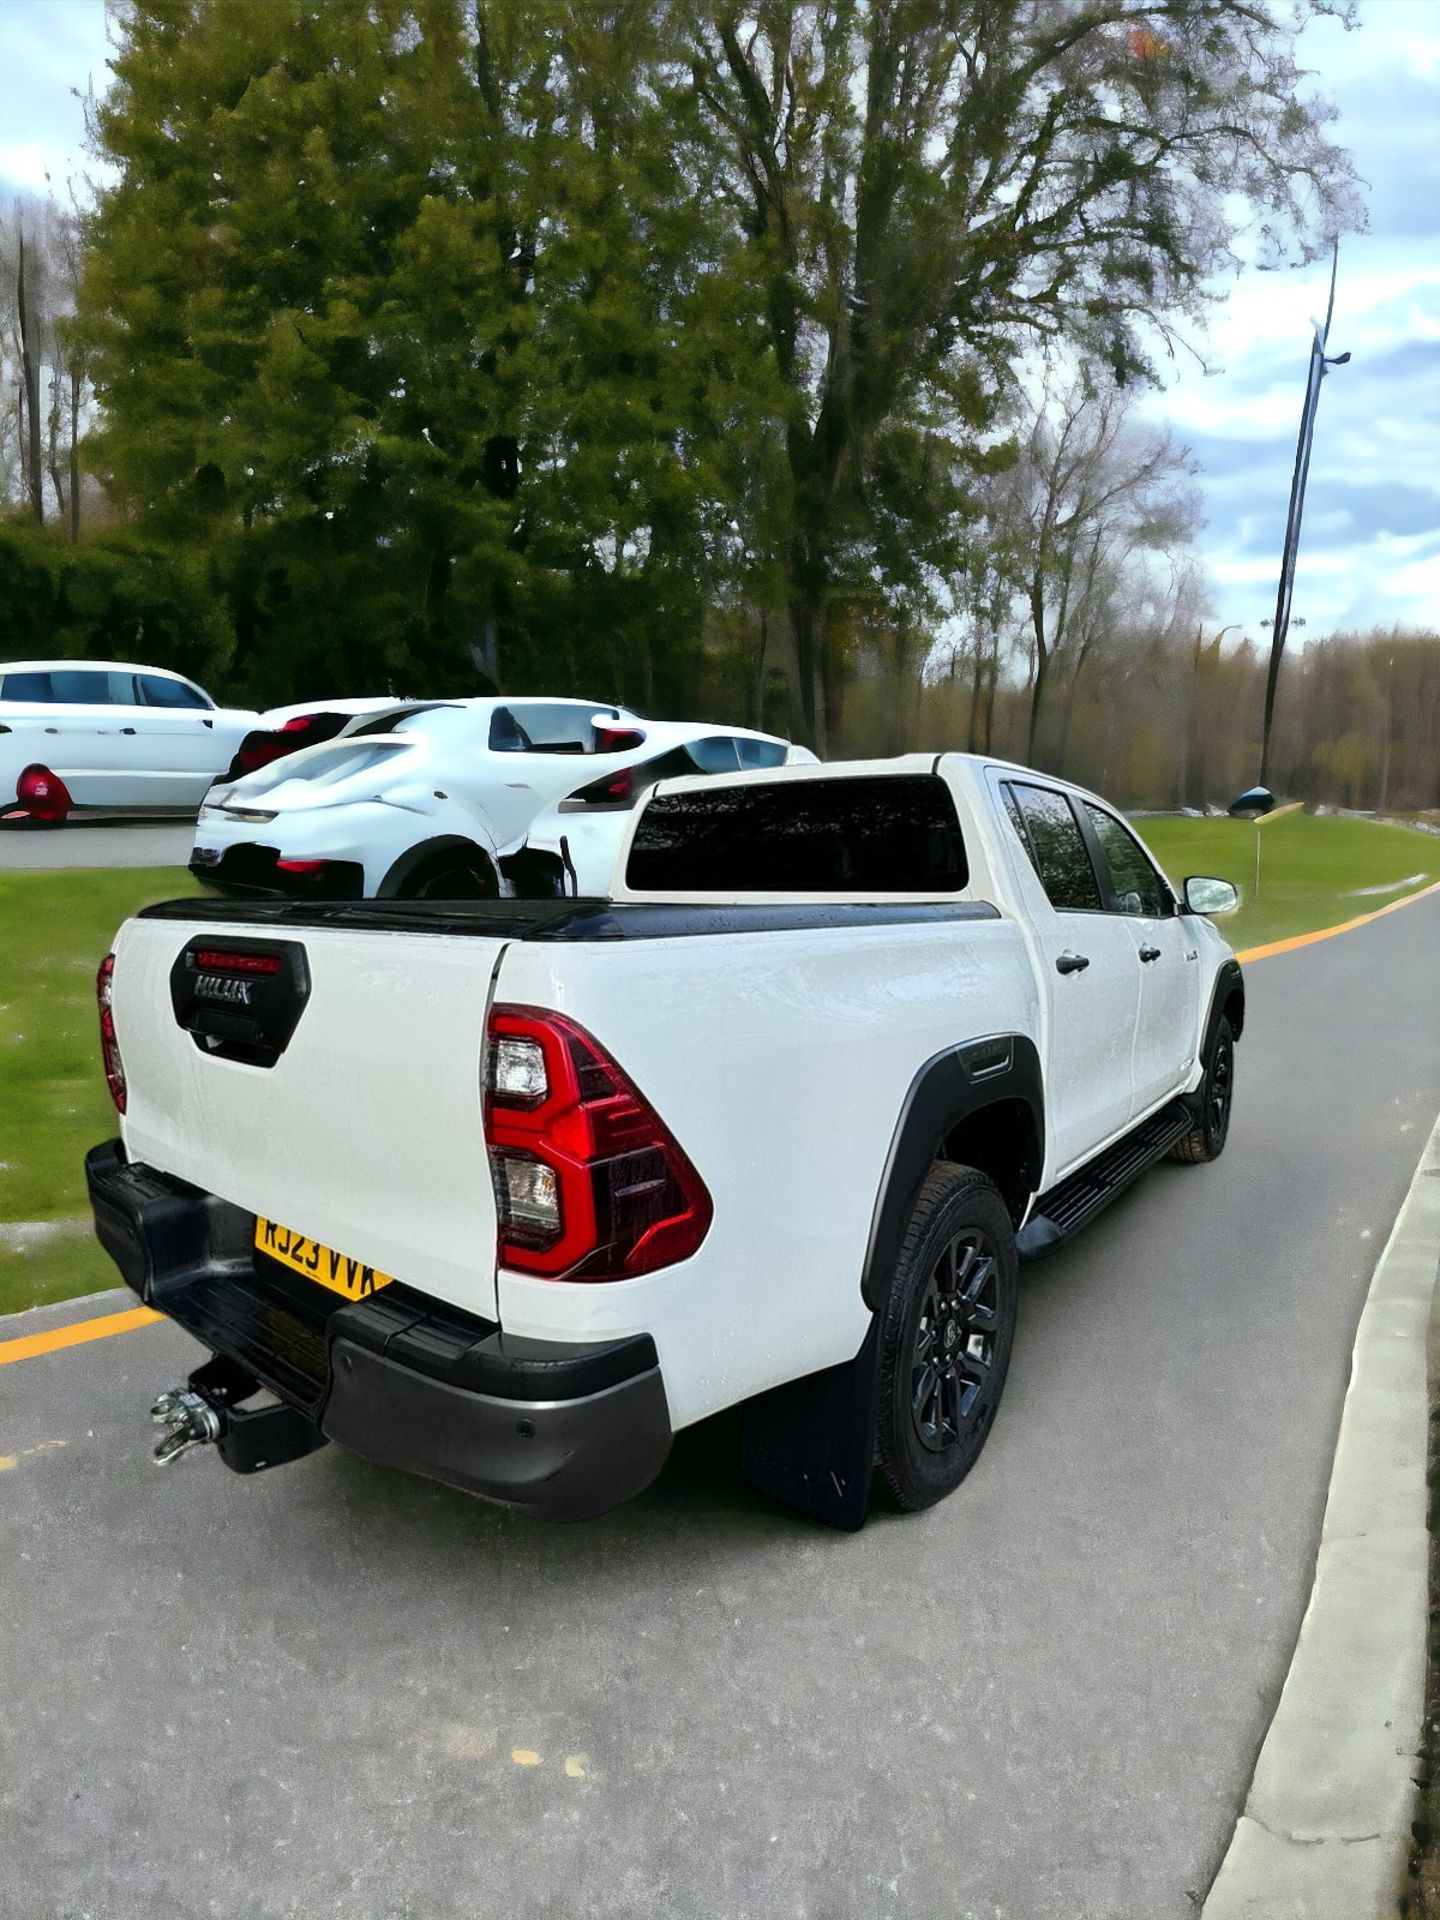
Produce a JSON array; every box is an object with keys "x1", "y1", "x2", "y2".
[{"x1": 111, "y1": 913, "x2": 505, "y2": 1322}]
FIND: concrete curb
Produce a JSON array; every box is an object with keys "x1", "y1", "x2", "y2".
[{"x1": 1203, "y1": 1110, "x2": 1440, "y2": 1919}]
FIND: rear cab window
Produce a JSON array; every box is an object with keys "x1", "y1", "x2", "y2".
[{"x1": 625, "y1": 773, "x2": 968, "y2": 894}]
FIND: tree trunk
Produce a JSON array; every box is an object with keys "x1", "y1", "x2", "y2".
[
  {"x1": 967, "y1": 636, "x2": 986, "y2": 752},
  {"x1": 789, "y1": 590, "x2": 828, "y2": 756},
  {"x1": 16, "y1": 229, "x2": 44, "y2": 526},
  {"x1": 1054, "y1": 635, "x2": 1094, "y2": 777},
  {"x1": 68, "y1": 362, "x2": 81, "y2": 542},
  {"x1": 1025, "y1": 571, "x2": 1049, "y2": 765}
]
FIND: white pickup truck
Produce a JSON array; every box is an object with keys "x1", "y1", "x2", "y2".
[{"x1": 87, "y1": 754, "x2": 1243, "y2": 1529}]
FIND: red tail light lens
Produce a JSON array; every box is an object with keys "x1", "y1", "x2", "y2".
[
  {"x1": 17, "y1": 764, "x2": 72, "y2": 823},
  {"x1": 231, "y1": 712, "x2": 348, "y2": 779},
  {"x1": 97, "y1": 953, "x2": 127, "y2": 1113},
  {"x1": 594, "y1": 725, "x2": 646, "y2": 753},
  {"x1": 485, "y1": 1005, "x2": 712, "y2": 1281},
  {"x1": 569, "y1": 766, "x2": 635, "y2": 806},
  {"x1": 194, "y1": 949, "x2": 282, "y2": 975}
]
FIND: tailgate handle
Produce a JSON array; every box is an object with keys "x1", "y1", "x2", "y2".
[{"x1": 169, "y1": 939, "x2": 311, "y2": 1067}]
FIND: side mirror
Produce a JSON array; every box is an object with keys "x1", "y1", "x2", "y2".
[{"x1": 1183, "y1": 875, "x2": 1239, "y2": 917}]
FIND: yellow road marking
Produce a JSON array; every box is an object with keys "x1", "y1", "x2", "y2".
[
  {"x1": 1236, "y1": 875, "x2": 1440, "y2": 964},
  {"x1": 511, "y1": 1748, "x2": 542, "y2": 1767},
  {"x1": 0, "y1": 1304, "x2": 162, "y2": 1366},
  {"x1": 0, "y1": 1439, "x2": 68, "y2": 1470}
]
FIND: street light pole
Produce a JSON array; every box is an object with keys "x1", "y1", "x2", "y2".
[{"x1": 1258, "y1": 238, "x2": 1350, "y2": 787}]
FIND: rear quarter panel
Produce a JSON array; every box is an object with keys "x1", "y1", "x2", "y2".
[{"x1": 493, "y1": 917, "x2": 1040, "y2": 1428}]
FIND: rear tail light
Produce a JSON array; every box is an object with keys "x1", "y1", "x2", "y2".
[
  {"x1": 485, "y1": 1005, "x2": 712, "y2": 1281},
  {"x1": 17, "y1": 764, "x2": 72, "y2": 823},
  {"x1": 228, "y1": 711, "x2": 348, "y2": 780},
  {"x1": 97, "y1": 953, "x2": 127, "y2": 1113},
  {"x1": 567, "y1": 766, "x2": 636, "y2": 806},
  {"x1": 594, "y1": 724, "x2": 646, "y2": 753},
  {"x1": 275, "y1": 858, "x2": 326, "y2": 876}
]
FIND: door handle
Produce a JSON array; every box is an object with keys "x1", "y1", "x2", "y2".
[
  {"x1": 1055, "y1": 951, "x2": 1090, "y2": 975},
  {"x1": 202, "y1": 717, "x2": 214, "y2": 728},
  {"x1": 1138, "y1": 945, "x2": 1162, "y2": 963},
  {"x1": 120, "y1": 727, "x2": 137, "y2": 735}
]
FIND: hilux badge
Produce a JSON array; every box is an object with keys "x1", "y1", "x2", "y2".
[{"x1": 195, "y1": 973, "x2": 252, "y2": 1006}]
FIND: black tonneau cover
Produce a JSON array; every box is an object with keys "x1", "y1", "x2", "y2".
[{"x1": 138, "y1": 897, "x2": 1000, "y2": 942}]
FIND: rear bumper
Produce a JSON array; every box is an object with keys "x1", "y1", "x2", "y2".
[
  {"x1": 189, "y1": 841, "x2": 366, "y2": 899},
  {"x1": 85, "y1": 1141, "x2": 672, "y2": 1518}
]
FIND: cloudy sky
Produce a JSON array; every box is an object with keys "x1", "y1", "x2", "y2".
[{"x1": 2, "y1": 0, "x2": 1437, "y2": 641}]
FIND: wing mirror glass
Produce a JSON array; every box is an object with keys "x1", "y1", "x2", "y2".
[{"x1": 1183, "y1": 875, "x2": 1239, "y2": 917}]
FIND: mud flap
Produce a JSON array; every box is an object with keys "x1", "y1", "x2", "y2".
[{"x1": 738, "y1": 1320, "x2": 879, "y2": 1531}]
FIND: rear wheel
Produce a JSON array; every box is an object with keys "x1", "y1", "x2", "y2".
[
  {"x1": 874, "y1": 1164, "x2": 1018, "y2": 1513},
  {"x1": 400, "y1": 852, "x2": 499, "y2": 901},
  {"x1": 1169, "y1": 1016, "x2": 1234, "y2": 1164}
]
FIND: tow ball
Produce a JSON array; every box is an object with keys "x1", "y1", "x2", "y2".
[
  {"x1": 151, "y1": 1388, "x2": 222, "y2": 1465},
  {"x1": 147, "y1": 1354, "x2": 328, "y2": 1474}
]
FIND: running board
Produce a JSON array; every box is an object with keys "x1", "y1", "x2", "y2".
[{"x1": 1016, "y1": 1097, "x2": 1194, "y2": 1260}]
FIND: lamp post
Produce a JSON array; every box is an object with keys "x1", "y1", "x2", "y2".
[{"x1": 1258, "y1": 239, "x2": 1350, "y2": 787}]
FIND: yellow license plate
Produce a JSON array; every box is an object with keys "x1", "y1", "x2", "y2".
[{"x1": 255, "y1": 1217, "x2": 396, "y2": 1300}]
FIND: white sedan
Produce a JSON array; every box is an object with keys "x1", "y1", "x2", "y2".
[
  {"x1": 190, "y1": 697, "x2": 813, "y2": 898},
  {"x1": 0, "y1": 662, "x2": 402, "y2": 824},
  {"x1": 0, "y1": 660, "x2": 261, "y2": 822}
]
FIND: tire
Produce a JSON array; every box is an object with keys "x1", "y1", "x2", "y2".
[
  {"x1": 398, "y1": 851, "x2": 499, "y2": 901},
  {"x1": 874, "y1": 1163, "x2": 1018, "y2": 1513},
  {"x1": 1169, "y1": 1015, "x2": 1235, "y2": 1164}
]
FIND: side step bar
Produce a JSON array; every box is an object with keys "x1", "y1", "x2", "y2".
[{"x1": 1016, "y1": 1096, "x2": 1194, "y2": 1260}]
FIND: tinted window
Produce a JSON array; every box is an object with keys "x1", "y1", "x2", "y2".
[
  {"x1": 1008, "y1": 783, "x2": 1102, "y2": 911},
  {"x1": 3, "y1": 668, "x2": 121, "y2": 704},
  {"x1": 138, "y1": 673, "x2": 210, "y2": 710},
  {"x1": 736, "y1": 738, "x2": 788, "y2": 769},
  {"x1": 627, "y1": 774, "x2": 968, "y2": 893},
  {"x1": 1083, "y1": 804, "x2": 1169, "y2": 916},
  {"x1": 686, "y1": 736, "x2": 742, "y2": 775},
  {"x1": 2, "y1": 671, "x2": 53, "y2": 701}
]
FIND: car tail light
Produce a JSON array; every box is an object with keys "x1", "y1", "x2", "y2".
[
  {"x1": 485, "y1": 1005, "x2": 712, "y2": 1281},
  {"x1": 17, "y1": 764, "x2": 72, "y2": 823},
  {"x1": 594, "y1": 724, "x2": 646, "y2": 753},
  {"x1": 228, "y1": 711, "x2": 349, "y2": 780},
  {"x1": 97, "y1": 953, "x2": 127, "y2": 1113},
  {"x1": 568, "y1": 766, "x2": 636, "y2": 806},
  {"x1": 275, "y1": 858, "x2": 326, "y2": 876}
]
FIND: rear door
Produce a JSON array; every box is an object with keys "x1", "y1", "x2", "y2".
[
  {"x1": 113, "y1": 914, "x2": 508, "y2": 1321},
  {"x1": 993, "y1": 777, "x2": 1141, "y2": 1174},
  {"x1": 1078, "y1": 800, "x2": 1201, "y2": 1113}
]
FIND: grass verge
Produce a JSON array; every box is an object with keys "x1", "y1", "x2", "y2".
[
  {"x1": 0, "y1": 866, "x2": 198, "y2": 1315},
  {"x1": 1136, "y1": 810, "x2": 1440, "y2": 953}
]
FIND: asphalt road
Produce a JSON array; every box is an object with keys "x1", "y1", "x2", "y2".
[
  {"x1": 4, "y1": 894, "x2": 1440, "y2": 1920},
  {"x1": 0, "y1": 819, "x2": 195, "y2": 869}
]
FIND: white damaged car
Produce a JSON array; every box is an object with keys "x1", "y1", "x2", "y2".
[{"x1": 190, "y1": 696, "x2": 812, "y2": 899}]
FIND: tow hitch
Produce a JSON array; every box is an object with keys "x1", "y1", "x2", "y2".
[{"x1": 148, "y1": 1353, "x2": 328, "y2": 1474}]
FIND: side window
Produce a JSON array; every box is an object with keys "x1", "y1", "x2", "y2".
[
  {"x1": 686, "y1": 736, "x2": 742, "y2": 775},
  {"x1": 735, "y1": 738, "x2": 788, "y2": 770},
  {"x1": 1008, "y1": 783, "x2": 1103, "y2": 912},
  {"x1": 2, "y1": 670, "x2": 53, "y2": 701},
  {"x1": 138, "y1": 674, "x2": 210, "y2": 710},
  {"x1": 1083, "y1": 804, "x2": 1170, "y2": 917},
  {"x1": 47, "y1": 669, "x2": 115, "y2": 704}
]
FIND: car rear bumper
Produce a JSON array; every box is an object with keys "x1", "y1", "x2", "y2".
[
  {"x1": 85, "y1": 1140, "x2": 672, "y2": 1518},
  {"x1": 189, "y1": 841, "x2": 366, "y2": 899}
]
